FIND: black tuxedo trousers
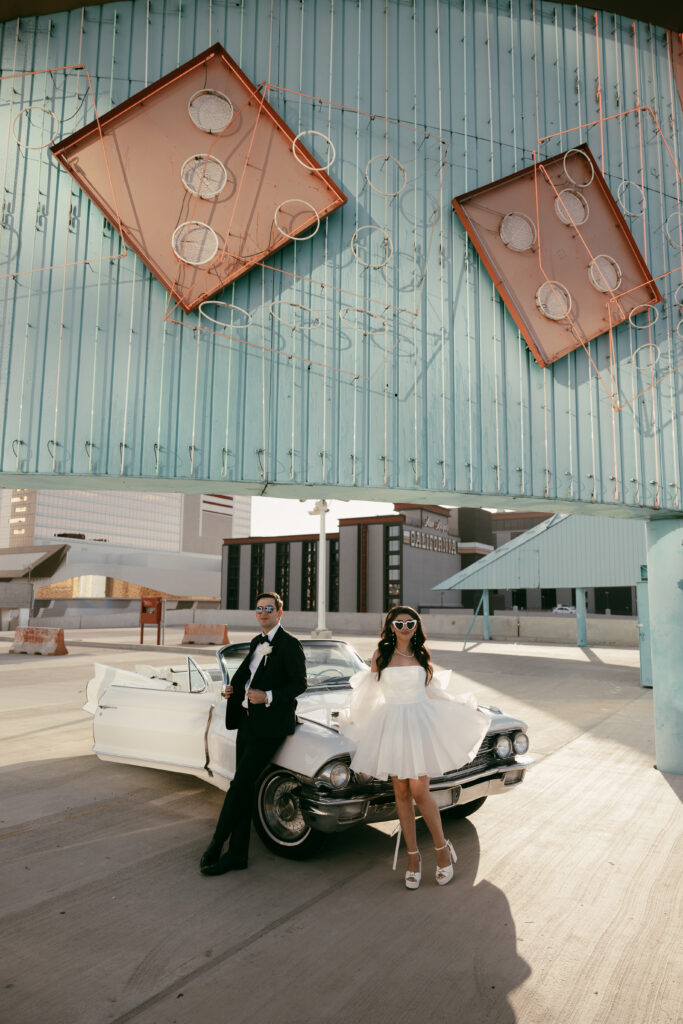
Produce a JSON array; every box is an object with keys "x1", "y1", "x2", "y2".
[{"x1": 211, "y1": 717, "x2": 281, "y2": 861}]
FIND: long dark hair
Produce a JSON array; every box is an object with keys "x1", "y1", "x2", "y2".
[{"x1": 376, "y1": 606, "x2": 433, "y2": 681}]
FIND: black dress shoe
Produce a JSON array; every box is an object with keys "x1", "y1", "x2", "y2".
[
  {"x1": 200, "y1": 854, "x2": 248, "y2": 876},
  {"x1": 199, "y1": 840, "x2": 222, "y2": 870}
]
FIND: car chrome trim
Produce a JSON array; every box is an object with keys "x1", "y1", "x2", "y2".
[
  {"x1": 301, "y1": 759, "x2": 534, "y2": 810},
  {"x1": 203, "y1": 703, "x2": 216, "y2": 776},
  {"x1": 92, "y1": 747, "x2": 206, "y2": 771},
  {"x1": 296, "y1": 714, "x2": 340, "y2": 734}
]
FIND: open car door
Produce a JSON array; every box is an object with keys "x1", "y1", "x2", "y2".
[{"x1": 90, "y1": 657, "x2": 216, "y2": 778}]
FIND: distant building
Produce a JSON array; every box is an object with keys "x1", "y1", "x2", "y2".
[
  {"x1": 0, "y1": 488, "x2": 250, "y2": 551},
  {"x1": 221, "y1": 504, "x2": 493, "y2": 613},
  {"x1": 0, "y1": 488, "x2": 250, "y2": 600},
  {"x1": 490, "y1": 511, "x2": 635, "y2": 615}
]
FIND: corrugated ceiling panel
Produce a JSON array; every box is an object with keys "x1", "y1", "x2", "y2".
[{"x1": 0, "y1": 0, "x2": 681, "y2": 517}]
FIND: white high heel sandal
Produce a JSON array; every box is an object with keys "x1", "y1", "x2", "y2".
[
  {"x1": 435, "y1": 839, "x2": 457, "y2": 885},
  {"x1": 392, "y1": 827, "x2": 421, "y2": 889},
  {"x1": 405, "y1": 851, "x2": 422, "y2": 890}
]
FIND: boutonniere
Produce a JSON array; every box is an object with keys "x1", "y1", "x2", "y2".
[{"x1": 260, "y1": 643, "x2": 273, "y2": 661}]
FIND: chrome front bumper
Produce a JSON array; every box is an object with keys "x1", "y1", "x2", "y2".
[{"x1": 300, "y1": 757, "x2": 534, "y2": 834}]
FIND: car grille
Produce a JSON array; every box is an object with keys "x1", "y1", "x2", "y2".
[{"x1": 442, "y1": 735, "x2": 500, "y2": 779}]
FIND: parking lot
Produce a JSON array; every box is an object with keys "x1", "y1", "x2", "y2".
[{"x1": 1, "y1": 628, "x2": 681, "y2": 1024}]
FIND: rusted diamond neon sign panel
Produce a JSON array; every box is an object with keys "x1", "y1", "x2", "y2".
[
  {"x1": 453, "y1": 145, "x2": 661, "y2": 367},
  {"x1": 51, "y1": 44, "x2": 347, "y2": 313}
]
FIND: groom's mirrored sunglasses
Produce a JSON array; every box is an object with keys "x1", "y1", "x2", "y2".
[
  {"x1": 256, "y1": 605, "x2": 276, "y2": 613},
  {"x1": 392, "y1": 619, "x2": 417, "y2": 630}
]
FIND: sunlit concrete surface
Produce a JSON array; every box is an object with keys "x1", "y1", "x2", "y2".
[{"x1": 1, "y1": 628, "x2": 680, "y2": 1024}]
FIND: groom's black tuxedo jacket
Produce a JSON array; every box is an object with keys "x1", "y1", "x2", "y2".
[{"x1": 225, "y1": 626, "x2": 307, "y2": 738}]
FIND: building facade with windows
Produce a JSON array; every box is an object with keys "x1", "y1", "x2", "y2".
[
  {"x1": 0, "y1": 489, "x2": 250, "y2": 553},
  {"x1": 0, "y1": 489, "x2": 251, "y2": 599},
  {"x1": 221, "y1": 505, "x2": 493, "y2": 614}
]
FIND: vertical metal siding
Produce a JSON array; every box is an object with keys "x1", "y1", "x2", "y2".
[{"x1": 0, "y1": 0, "x2": 681, "y2": 516}]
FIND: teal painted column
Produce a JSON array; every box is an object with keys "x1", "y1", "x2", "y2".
[
  {"x1": 636, "y1": 580, "x2": 652, "y2": 689},
  {"x1": 646, "y1": 520, "x2": 683, "y2": 775},
  {"x1": 482, "y1": 589, "x2": 490, "y2": 641},
  {"x1": 575, "y1": 587, "x2": 587, "y2": 647}
]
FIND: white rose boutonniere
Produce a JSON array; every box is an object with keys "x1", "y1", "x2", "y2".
[{"x1": 260, "y1": 643, "x2": 273, "y2": 662}]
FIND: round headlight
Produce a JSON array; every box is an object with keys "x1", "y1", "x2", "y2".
[
  {"x1": 317, "y1": 760, "x2": 351, "y2": 789},
  {"x1": 495, "y1": 734, "x2": 513, "y2": 759},
  {"x1": 328, "y1": 762, "x2": 351, "y2": 788},
  {"x1": 513, "y1": 731, "x2": 529, "y2": 754}
]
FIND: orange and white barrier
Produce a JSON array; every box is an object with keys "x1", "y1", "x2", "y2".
[
  {"x1": 9, "y1": 627, "x2": 68, "y2": 656},
  {"x1": 181, "y1": 624, "x2": 230, "y2": 645}
]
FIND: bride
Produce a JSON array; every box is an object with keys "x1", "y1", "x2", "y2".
[{"x1": 342, "y1": 606, "x2": 488, "y2": 889}]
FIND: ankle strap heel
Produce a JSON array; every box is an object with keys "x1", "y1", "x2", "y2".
[
  {"x1": 405, "y1": 850, "x2": 422, "y2": 890},
  {"x1": 435, "y1": 840, "x2": 457, "y2": 886}
]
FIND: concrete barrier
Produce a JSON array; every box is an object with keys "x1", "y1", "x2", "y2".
[
  {"x1": 9, "y1": 627, "x2": 68, "y2": 656},
  {"x1": 181, "y1": 624, "x2": 230, "y2": 645},
  {"x1": 23, "y1": 606, "x2": 639, "y2": 647}
]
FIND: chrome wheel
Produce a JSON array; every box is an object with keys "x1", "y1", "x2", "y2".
[{"x1": 254, "y1": 768, "x2": 326, "y2": 860}]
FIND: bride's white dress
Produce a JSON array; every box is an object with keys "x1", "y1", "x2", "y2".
[{"x1": 341, "y1": 665, "x2": 488, "y2": 781}]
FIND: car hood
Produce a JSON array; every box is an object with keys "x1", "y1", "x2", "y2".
[{"x1": 297, "y1": 687, "x2": 351, "y2": 724}]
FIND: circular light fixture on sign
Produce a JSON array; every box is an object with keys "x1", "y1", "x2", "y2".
[
  {"x1": 563, "y1": 149, "x2": 595, "y2": 188},
  {"x1": 172, "y1": 221, "x2": 219, "y2": 265},
  {"x1": 616, "y1": 180, "x2": 646, "y2": 218},
  {"x1": 554, "y1": 189, "x2": 589, "y2": 226},
  {"x1": 13, "y1": 105, "x2": 59, "y2": 150},
  {"x1": 351, "y1": 225, "x2": 394, "y2": 268},
  {"x1": 499, "y1": 212, "x2": 536, "y2": 252},
  {"x1": 628, "y1": 304, "x2": 659, "y2": 329},
  {"x1": 188, "y1": 90, "x2": 234, "y2": 134},
  {"x1": 631, "y1": 343, "x2": 661, "y2": 371},
  {"x1": 273, "y1": 199, "x2": 320, "y2": 241},
  {"x1": 588, "y1": 254, "x2": 622, "y2": 293},
  {"x1": 181, "y1": 154, "x2": 228, "y2": 199},
  {"x1": 365, "y1": 154, "x2": 407, "y2": 197},
  {"x1": 199, "y1": 301, "x2": 252, "y2": 329},
  {"x1": 535, "y1": 280, "x2": 572, "y2": 321},
  {"x1": 292, "y1": 130, "x2": 336, "y2": 171},
  {"x1": 664, "y1": 211, "x2": 683, "y2": 250}
]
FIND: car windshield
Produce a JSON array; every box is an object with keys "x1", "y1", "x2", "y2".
[{"x1": 218, "y1": 640, "x2": 367, "y2": 688}]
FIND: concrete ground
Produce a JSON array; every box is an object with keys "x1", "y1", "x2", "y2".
[{"x1": 1, "y1": 627, "x2": 681, "y2": 1024}]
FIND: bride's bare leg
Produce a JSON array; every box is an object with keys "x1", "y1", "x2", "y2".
[
  {"x1": 392, "y1": 777, "x2": 420, "y2": 872},
  {"x1": 409, "y1": 777, "x2": 451, "y2": 868}
]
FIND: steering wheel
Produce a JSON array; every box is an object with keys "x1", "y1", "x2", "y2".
[{"x1": 310, "y1": 667, "x2": 346, "y2": 684}]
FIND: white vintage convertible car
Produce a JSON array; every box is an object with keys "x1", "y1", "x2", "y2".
[{"x1": 84, "y1": 639, "x2": 533, "y2": 858}]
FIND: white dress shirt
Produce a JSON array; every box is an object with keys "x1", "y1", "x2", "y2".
[{"x1": 242, "y1": 622, "x2": 280, "y2": 708}]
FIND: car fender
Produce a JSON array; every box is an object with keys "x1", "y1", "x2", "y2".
[
  {"x1": 273, "y1": 718, "x2": 355, "y2": 779},
  {"x1": 484, "y1": 712, "x2": 528, "y2": 733}
]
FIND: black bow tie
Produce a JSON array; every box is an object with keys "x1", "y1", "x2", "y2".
[{"x1": 255, "y1": 634, "x2": 269, "y2": 645}]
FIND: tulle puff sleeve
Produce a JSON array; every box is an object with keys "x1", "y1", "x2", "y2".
[
  {"x1": 426, "y1": 668, "x2": 481, "y2": 711},
  {"x1": 337, "y1": 669, "x2": 384, "y2": 741}
]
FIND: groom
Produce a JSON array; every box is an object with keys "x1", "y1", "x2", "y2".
[{"x1": 200, "y1": 592, "x2": 307, "y2": 875}]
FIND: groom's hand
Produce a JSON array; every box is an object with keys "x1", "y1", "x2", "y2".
[{"x1": 247, "y1": 688, "x2": 267, "y2": 704}]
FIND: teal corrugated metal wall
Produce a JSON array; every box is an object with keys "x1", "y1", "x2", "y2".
[{"x1": 0, "y1": 0, "x2": 681, "y2": 515}]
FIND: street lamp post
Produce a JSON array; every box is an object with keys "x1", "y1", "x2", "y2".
[{"x1": 309, "y1": 499, "x2": 332, "y2": 637}]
